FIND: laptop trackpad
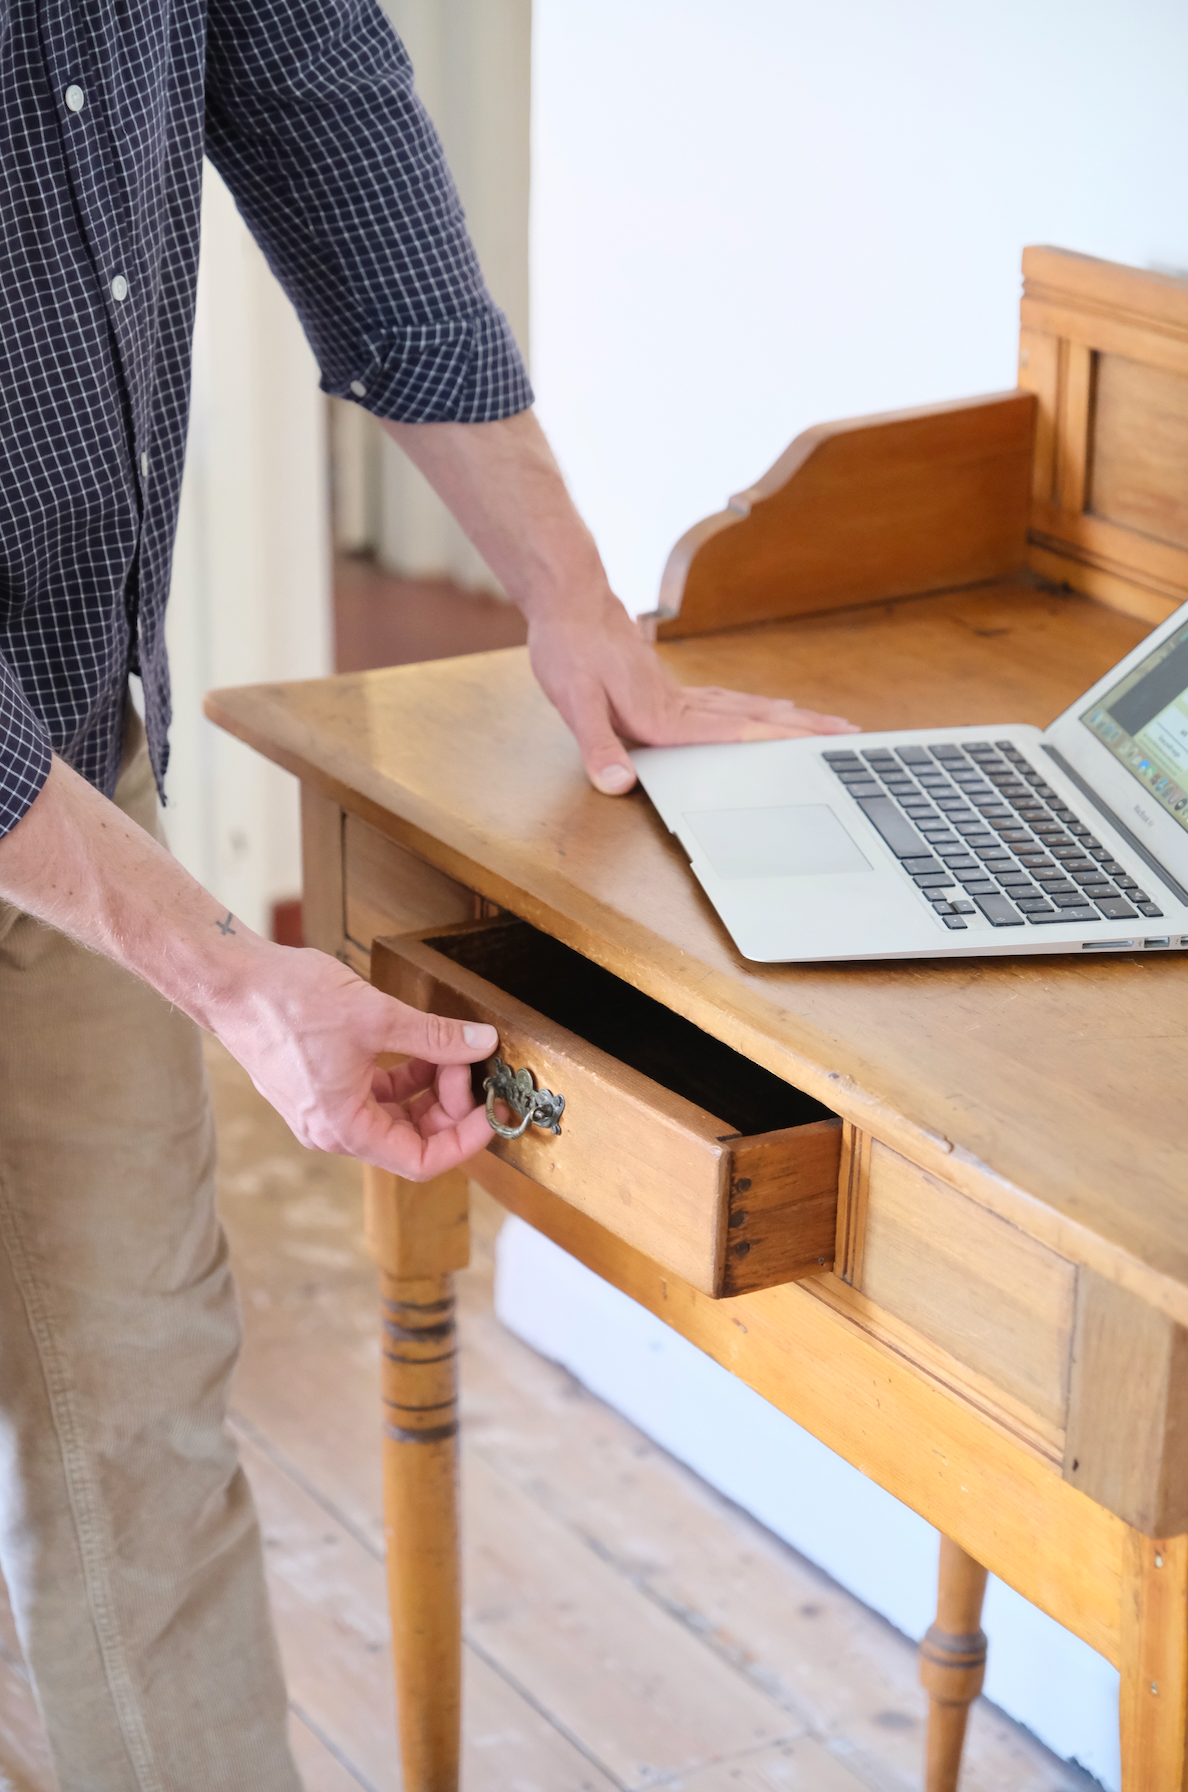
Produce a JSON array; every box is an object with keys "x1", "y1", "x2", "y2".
[{"x1": 684, "y1": 804, "x2": 872, "y2": 881}]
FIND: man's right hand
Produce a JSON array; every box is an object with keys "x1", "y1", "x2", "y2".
[
  {"x1": 0, "y1": 754, "x2": 497, "y2": 1179},
  {"x1": 216, "y1": 941, "x2": 497, "y2": 1179}
]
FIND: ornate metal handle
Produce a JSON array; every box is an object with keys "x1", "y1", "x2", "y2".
[{"x1": 483, "y1": 1056, "x2": 565, "y2": 1141}]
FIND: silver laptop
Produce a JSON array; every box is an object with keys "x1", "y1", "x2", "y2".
[{"x1": 631, "y1": 600, "x2": 1188, "y2": 962}]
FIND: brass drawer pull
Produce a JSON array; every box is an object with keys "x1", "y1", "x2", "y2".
[{"x1": 483, "y1": 1056, "x2": 565, "y2": 1140}]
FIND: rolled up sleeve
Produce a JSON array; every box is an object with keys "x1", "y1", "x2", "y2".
[
  {"x1": 204, "y1": 0, "x2": 533, "y2": 423},
  {"x1": 0, "y1": 648, "x2": 52, "y2": 838}
]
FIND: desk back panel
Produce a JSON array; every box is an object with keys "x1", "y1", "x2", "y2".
[
  {"x1": 656, "y1": 247, "x2": 1188, "y2": 640},
  {"x1": 1021, "y1": 246, "x2": 1188, "y2": 624}
]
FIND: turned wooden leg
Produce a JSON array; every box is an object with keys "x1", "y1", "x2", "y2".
[
  {"x1": 919, "y1": 1535, "x2": 989, "y2": 1792},
  {"x1": 365, "y1": 1164, "x2": 470, "y2": 1792},
  {"x1": 1119, "y1": 1532, "x2": 1188, "y2": 1790}
]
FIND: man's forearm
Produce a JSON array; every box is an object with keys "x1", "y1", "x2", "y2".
[
  {"x1": 0, "y1": 754, "x2": 257, "y2": 1030},
  {"x1": 0, "y1": 756, "x2": 497, "y2": 1176},
  {"x1": 383, "y1": 409, "x2": 607, "y2": 620}
]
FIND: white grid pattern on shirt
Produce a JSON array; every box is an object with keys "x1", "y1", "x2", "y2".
[{"x1": 0, "y1": 0, "x2": 532, "y2": 836}]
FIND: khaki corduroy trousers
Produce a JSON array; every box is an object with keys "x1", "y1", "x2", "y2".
[{"x1": 0, "y1": 722, "x2": 302, "y2": 1791}]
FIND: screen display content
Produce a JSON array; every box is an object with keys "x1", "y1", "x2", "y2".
[{"x1": 1081, "y1": 623, "x2": 1188, "y2": 834}]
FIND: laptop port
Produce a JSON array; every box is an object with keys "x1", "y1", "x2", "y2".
[
  {"x1": 1144, "y1": 937, "x2": 1171, "y2": 948},
  {"x1": 1082, "y1": 938, "x2": 1137, "y2": 950}
]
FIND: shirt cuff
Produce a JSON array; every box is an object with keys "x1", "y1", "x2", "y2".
[
  {"x1": 0, "y1": 653, "x2": 53, "y2": 839},
  {"x1": 329, "y1": 304, "x2": 534, "y2": 424}
]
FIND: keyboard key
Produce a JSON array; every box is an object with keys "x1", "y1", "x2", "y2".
[
  {"x1": 1100, "y1": 861, "x2": 1127, "y2": 876},
  {"x1": 941, "y1": 915, "x2": 969, "y2": 930},
  {"x1": 1052, "y1": 890, "x2": 1093, "y2": 907},
  {"x1": 929, "y1": 745, "x2": 966, "y2": 760},
  {"x1": 896, "y1": 746, "x2": 932, "y2": 764},
  {"x1": 973, "y1": 893, "x2": 1024, "y2": 926},
  {"x1": 862, "y1": 751, "x2": 897, "y2": 766},
  {"x1": 903, "y1": 857, "x2": 940, "y2": 873},
  {"x1": 1138, "y1": 903, "x2": 1165, "y2": 917},
  {"x1": 950, "y1": 900, "x2": 976, "y2": 913},
  {"x1": 1071, "y1": 868, "x2": 1106, "y2": 884},
  {"x1": 961, "y1": 878, "x2": 999, "y2": 894},
  {"x1": 913, "y1": 873, "x2": 954, "y2": 887},
  {"x1": 1027, "y1": 907, "x2": 1099, "y2": 924},
  {"x1": 824, "y1": 751, "x2": 863, "y2": 764},
  {"x1": 854, "y1": 797, "x2": 928, "y2": 859},
  {"x1": 1095, "y1": 896, "x2": 1137, "y2": 920},
  {"x1": 1017, "y1": 897, "x2": 1055, "y2": 912},
  {"x1": 1017, "y1": 856, "x2": 1056, "y2": 870},
  {"x1": 929, "y1": 899, "x2": 955, "y2": 913}
]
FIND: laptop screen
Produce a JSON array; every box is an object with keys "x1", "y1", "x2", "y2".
[{"x1": 1081, "y1": 620, "x2": 1188, "y2": 834}]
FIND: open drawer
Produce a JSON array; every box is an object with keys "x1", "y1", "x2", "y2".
[{"x1": 371, "y1": 918, "x2": 841, "y2": 1298}]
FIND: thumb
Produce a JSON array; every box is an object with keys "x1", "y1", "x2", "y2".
[
  {"x1": 566, "y1": 680, "x2": 636, "y2": 796},
  {"x1": 379, "y1": 995, "x2": 497, "y2": 1065}
]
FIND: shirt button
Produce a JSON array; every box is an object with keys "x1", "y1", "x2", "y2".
[
  {"x1": 65, "y1": 84, "x2": 85, "y2": 112},
  {"x1": 140, "y1": 452, "x2": 149, "y2": 476},
  {"x1": 349, "y1": 379, "x2": 367, "y2": 398},
  {"x1": 111, "y1": 275, "x2": 128, "y2": 302}
]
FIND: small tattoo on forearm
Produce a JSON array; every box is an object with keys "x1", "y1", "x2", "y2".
[{"x1": 216, "y1": 911, "x2": 237, "y2": 936}]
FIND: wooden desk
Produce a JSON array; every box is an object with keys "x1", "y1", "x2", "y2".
[{"x1": 209, "y1": 248, "x2": 1188, "y2": 1791}]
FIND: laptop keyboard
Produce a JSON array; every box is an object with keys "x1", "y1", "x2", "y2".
[{"x1": 822, "y1": 740, "x2": 1165, "y2": 932}]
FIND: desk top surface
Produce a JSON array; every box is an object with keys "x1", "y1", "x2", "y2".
[{"x1": 209, "y1": 578, "x2": 1188, "y2": 1315}]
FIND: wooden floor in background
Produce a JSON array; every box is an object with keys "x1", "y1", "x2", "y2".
[
  {"x1": 333, "y1": 555, "x2": 527, "y2": 676},
  {"x1": 0, "y1": 1046, "x2": 1101, "y2": 1792}
]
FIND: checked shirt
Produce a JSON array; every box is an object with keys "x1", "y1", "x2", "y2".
[{"x1": 0, "y1": 0, "x2": 531, "y2": 836}]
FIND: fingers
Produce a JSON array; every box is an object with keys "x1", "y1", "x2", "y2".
[
  {"x1": 560, "y1": 675, "x2": 637, "y2": 795},
  {"x1": 364, "y1": 1097, "x2": 495, "y2": 1182},
  {"x1": 377, "y1": 995, "x2": 497, "y2": 1065}
]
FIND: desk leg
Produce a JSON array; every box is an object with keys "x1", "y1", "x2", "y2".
[
  {"x1": 919, "y1": 1535, "x2": 988, "y2": 1792},
  {"x1": 1119, "y1": 1532, "x2": 1188, "y2": 1790},
  {"x1": 365, "y1": 1165, "x2": 470, "y2": 1792}
]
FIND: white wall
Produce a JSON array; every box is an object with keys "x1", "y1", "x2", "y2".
[
  {"x1": 503, "y1": 6, "x2": 1188, "y2": 1785},
  {"x1": 166, "y1": 167, "x2": 332, "y2": 933}
]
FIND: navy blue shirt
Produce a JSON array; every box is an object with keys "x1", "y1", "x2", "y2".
[{"x1": 0, "y1": 0, "x2": 532, "y2": 836}]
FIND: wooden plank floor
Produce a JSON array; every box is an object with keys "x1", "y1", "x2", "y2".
[{"x1": 0, "y1": 1043, "x2": 1101, "y2": 1792}]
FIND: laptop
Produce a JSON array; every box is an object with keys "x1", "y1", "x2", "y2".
[{"x1": 631, "y1": 600, "x2": 1188, "y2": 963}]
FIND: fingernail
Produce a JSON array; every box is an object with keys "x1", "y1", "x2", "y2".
[
  {"x1": 463, "y1": 1023, "x2": 498, "y2": 1051},
  {"x1": 595, "y1": 764, "x2": 634, "y2": 794}
]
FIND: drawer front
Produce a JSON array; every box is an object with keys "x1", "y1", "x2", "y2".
[
  {"x1": 371, "y1": 921, "x2": 840, "y2": 1298},
  {"x1": 855, "y1": 1140, "x2": 1075, "y2": 1435}
]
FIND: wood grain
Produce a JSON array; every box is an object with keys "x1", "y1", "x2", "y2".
[
  {"x1": 722, "y1": 1122, "x2": 841, "y2": 1295},
  {"x1": 344, "y1": 813, "x2": 478, "y2": 957},
  {"x1": 919, "y1": 1536, "x2": 989, "y2": 1792},
  {"x1": 1118, "y1": 1532, "x2": 1188, "y2": 1791},
  {"x1": 299, "y1": 783, "x2": 350, "y2": 961},
  {"x1": 653, "y1": 393, "x2": 1034, "y2": 638},
  {"x1": 1022, "y1": 245, "x2": 1188, "y2": 619},
  {"x1": 1090, "y1": 352, "x2": 1188, "y2": 553},
  {"x1": 373, "y1": 926, "x2": 840, "y2": 1298},
  {"x1": 471, "y1": 1151, "x2": 1129, "y2": 1668},
  {"x1": 206, "y1": 582, "x2": 1188, "y2": 1330},
  {"x1": 858, "y1": 1142, "x2": 1075, "y2": 1436},
  {"x1": 835, "y1": 1123, "x2": 871, "y2": 1289},
  {"x1": 1064, "y1": 1268, "x2": 1188, "y2": 1536}
]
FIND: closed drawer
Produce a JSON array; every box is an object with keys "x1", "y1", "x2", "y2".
[{"x1": 371, "y1": 918, "x2": 841, "y2": 1298}]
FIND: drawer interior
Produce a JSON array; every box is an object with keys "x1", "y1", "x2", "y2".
[{"x1": 427, "y1": 918, "x2": 833, "y2": 1137}]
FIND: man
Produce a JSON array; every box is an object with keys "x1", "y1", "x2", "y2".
[{"x1": 0, "y1": 0, "x2": 854, "y2": 1784}]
